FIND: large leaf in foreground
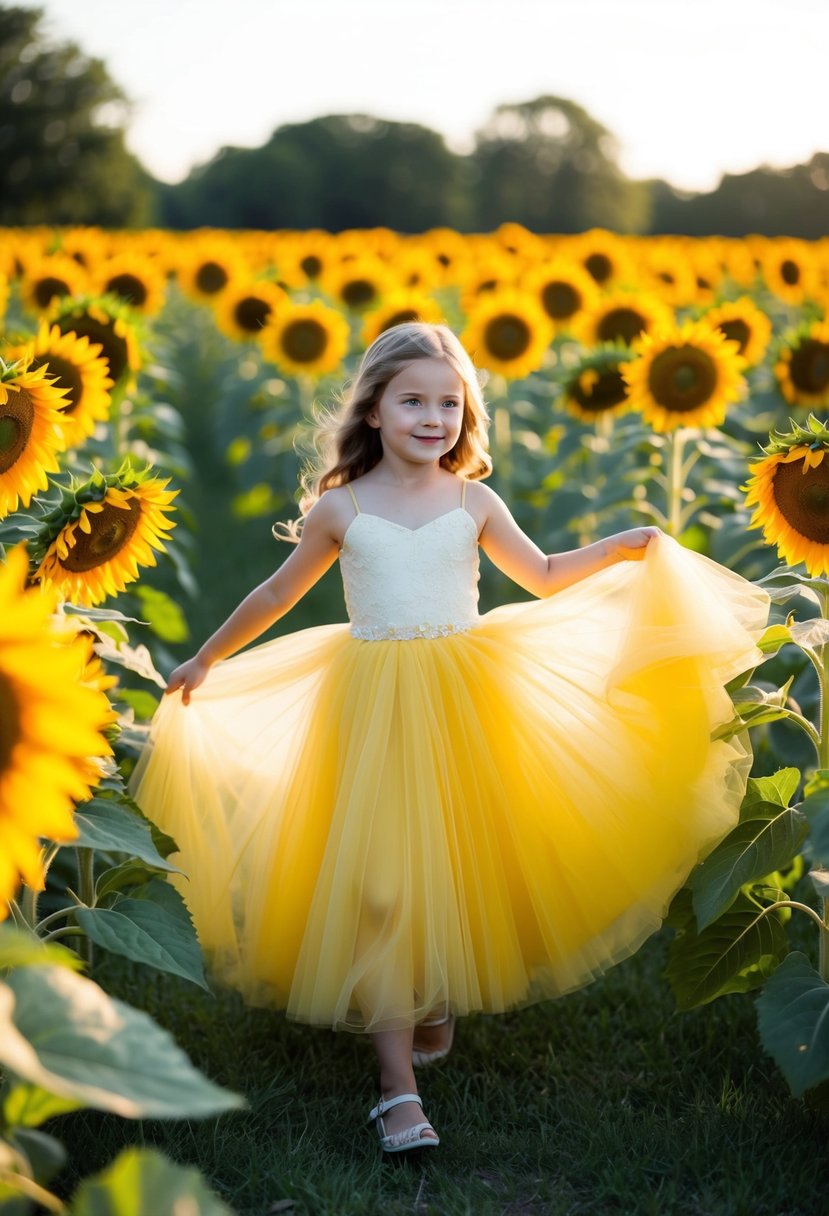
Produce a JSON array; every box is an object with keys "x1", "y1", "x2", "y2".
[
  {"x1": 666, "y1": 894, "x2": 788, "y2": 1010},
  {"x1": 75, "y1": 896, "x2": 207, "y2": 990},
  {"x1": 0, "y1": 968, "x2": 243, "y2": 1119},
  {"x1": 73, "y1": 799, "x2": 180, "y2": 872},
  {"x1": 689, "y1": 807, "x2": 808, "y2": 930},
  {"x1": 756, "y1": 951, "x2": 829, "y2": 1097},
  {"x1": 70, "y1": 1147, "x2": 233, "y2": 1216}
]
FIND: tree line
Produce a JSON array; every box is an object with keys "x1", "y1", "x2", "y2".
[{"x1": 2, "y1": 5, "x2": 827, "y2": 238}]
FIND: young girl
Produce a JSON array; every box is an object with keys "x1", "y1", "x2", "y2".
[{"x1": 129, "y1": 322, "x2": 769, "y2": 1155}]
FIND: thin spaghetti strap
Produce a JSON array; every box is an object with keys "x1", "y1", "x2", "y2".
[
  {"x1": 460, "y1": 479, "x2": 467, "y2": 509},
  {"x1": 345, "y1": 483, "x2": 360, "y2": 515}
]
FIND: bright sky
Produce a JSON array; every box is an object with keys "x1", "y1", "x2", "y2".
[{"x1": 30, "y1": 0, "x2": 829, "y2": 193}]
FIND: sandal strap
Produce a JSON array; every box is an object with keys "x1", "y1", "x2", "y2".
[
  {"x1": 381, "y1": 1121, "x2": 435, "y2": 1148},
  {"x1": 368, "y1": 1092, "x2": 423, "y2": 1122}
]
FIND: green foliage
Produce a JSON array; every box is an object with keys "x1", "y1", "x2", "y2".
[
  {"x1": 469, "y1": 95, "x2": 650, "y2": 233},
  {"x1": 0, "y1": 964, "x2": 242, "y2": 1119},
  {"x1": 688, "y1": 803, "x2": 808, "y2": 930},
  {"x1": 756, "y1": 951, "x2": 829, "y2": 1097},
  {"x1": 70, "y1": 1147, "x2": 234, "y2": 1216},
  {"x1": 0, "y1": 926, "x2": 242, "y2": 1215},
  {"x1": 666, "y1": 891, "x2": 789, "y2": 1009},
  {"x1": 0, "y1": 5, "x2": 153, "y2": 225}
]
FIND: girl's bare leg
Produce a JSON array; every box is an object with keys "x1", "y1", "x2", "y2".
[{"x1": 369, "y1": 1027, "x2": 439, "y2": 1141}]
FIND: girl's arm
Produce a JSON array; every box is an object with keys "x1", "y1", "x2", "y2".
[
  {"x1": 165, "y1": 496, "x2": 341, "y2": 702},
  {"x1": 472, "y1": 482, "x2": 659, "y2": 599}
]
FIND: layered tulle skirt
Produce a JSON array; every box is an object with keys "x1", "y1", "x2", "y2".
[{"x1": 128, "y1": 534, "x2": 769, "y2": 1031}]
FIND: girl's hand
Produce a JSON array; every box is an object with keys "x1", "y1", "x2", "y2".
[
  {"x1": 608, "y1": 526, "x2": 663, "y2": 562},
  {"x1": 164, "y1": 655, "x2": 213, "y2": 706}
]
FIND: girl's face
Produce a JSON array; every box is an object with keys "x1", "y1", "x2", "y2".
[{"x1": 367, "y1": 357, "x2": 465, "y2": 465}]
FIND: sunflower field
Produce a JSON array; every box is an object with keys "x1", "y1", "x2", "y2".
[{"x1": 2, "y1": 222, "x2": 829, "y2": 1213}]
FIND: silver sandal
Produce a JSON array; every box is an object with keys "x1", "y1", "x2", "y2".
[{"x1": 367, "y1": 1092, "x2": 440, "y2": 1153}]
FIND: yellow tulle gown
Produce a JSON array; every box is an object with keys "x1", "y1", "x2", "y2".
[{"x1": 129, "y1": 481, "x2": 770, "y2": 1032}]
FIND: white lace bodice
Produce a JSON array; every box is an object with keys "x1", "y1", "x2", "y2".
[{"x1": 339, "y1": 507, "x2": 481, "y2": 640}]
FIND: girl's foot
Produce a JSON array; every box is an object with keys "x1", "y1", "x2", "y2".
[{"x1": 376, "y1": 1091, "x2": 439, "y2": 1144}]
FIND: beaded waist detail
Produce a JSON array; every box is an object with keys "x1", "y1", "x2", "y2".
[{"x1": 350, "y1": 619, "x2": 479, "y2": 642}]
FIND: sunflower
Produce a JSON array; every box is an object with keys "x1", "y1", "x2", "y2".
[
  {"x1": 417, "y1": 228, "x2": 472, "y2": 286},
  {"x1": 774, "y1": 321, "x2": 829, "y2": 408},
  {"x1": 20, "y1": 253, "x2": 88, "y2": 315},
  {"x1": 742, "y1": 418, "x2": 829, "y2": 575},
  {"x1": 276, "y1": 232, "x2": 336, "y2": 288},
  {"x1": 703, "y1": 297, "x2": 773, "y2": 368},
  {"x1": 32, "y1": 465, "x2": 178, "y2": 606},
  {"x1": 180, "y1": 239, "x2": 248, "y2": 302},
  {"x1": 574, "y1": 289, "x2": 673, "y2": 348},
  {"x1": 459, "y1": 256, "x2": 518, "y2": 313},
  {"x1": 0, "y1": 543, "x2": 115, "y2": 910},
  {"x1": 323, "y1": 256, "x2": 394, "y2": 313},
  {"x1": 519, "y1": 260, "x2": 600, "y2": 335},
  {"x1": 621, "y1": 319, "x2": 747, "y2": 432},
  {"x1": 50, "y1": 295, "x2": 142, "y2": 389},
  {"x1": 214, "y1": 279, "x2": 288, "y2": 342},
  {"x1": 0, "y1": 272, "x2": 8, "y2": 323},
  {"x1": 643, "y1": 241, "x2": 698, "y2": 308},
  {"x1": 558, "y1": 345, "x2": 632, "y2": 423},
  {"x1": 761, "y1": 238, "x2": 819, "y2": 306},
  {"x1": 96, "y1": 253, "x2": 167, "y2": 317},
  {"x1": 5, "y1": 323, "x2": 113, "y2": 449},
  {"x1": 571, "y1": 229, "x2": 633, "y2": 288},
  {"x1": 360, "y1": 292, "x2": 445, "y2": 347},
  {"x1": 461, "y1": 290, "x2": 554, "y2": 380},
  {"x1": 259, "y1": 300, "x2": 351, "y2": 378},
  {"x1": 0, "y1": 360, "x2": 68, "y2": 518}
]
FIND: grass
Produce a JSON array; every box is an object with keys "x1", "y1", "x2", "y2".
[{"x1": 52, "y1": 928, "x2": 828, "y2": 1216}]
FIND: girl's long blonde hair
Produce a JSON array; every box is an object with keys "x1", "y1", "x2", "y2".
[{"x1": 273, "y1": 322, "x2": 492, "y2": 542}]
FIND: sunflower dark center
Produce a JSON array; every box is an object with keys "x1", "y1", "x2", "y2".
[
  {"x1": 195, "y1": 262, "x2": 228, "y2": 294},
  {"x1": 281, "y1": 319, "x2": 328, "y2": 363},
  {"x1": 0, "y1": 671, "x2": 20, "y2": 774},
  {"x1": 34, "y1": 276, "x2": 71, "y2": 309},
  {"x1": 0, "y1": 387, "x2": 35, "y2": 473},
  {"x1": 59, "y1": 497, "x2": 142, "y2": 572},
  {"x1": 380, "y1": 310, "x2": 419, "y2": 333},
  {"x1": 342, "y1": 279, "x2": 377, "y2": 309},
  {"x1": 29, "y1": 353, "x2": 84, "y2": 413},
  {"x1": 571, "y1": 369, "x2": 627, "y2": 412},
  {"x1": 483, "y1": 314, "x2": 532, "y2": 361},
  {"x1": 57, "y1": 313, "x2": 128, "y2": 384},
  {"x1": 648, "y1": 344, "x2": 718, "y2": 412},
  {"x1": 717, "y1": 319, "x2": 751, "y2": 355},
  {"x1": 106, "y1": 273, "x2": 148, "y2": 308},
  {"x1": 476, "y1": 280, "x2": 498, "y2": 294},
  {"x1": 773, "y1": 458, "x2": 829, "y2": 543},
  {"x1": 234, "y1": 296, "x2": 272, "y2": 333},
  {"x1": 781, "y1": 259, "x2": 800, "y2": 286},
  {"x1": 300, "y1": 255, "x2": 322, "y2": 279},
  {"x1": 789, "y1": 340, "x2": 829, "y2": 396},
  {"x1": 436, "y1": 253, "x2": 451, "y2": 267},
  {"x1": 584, "y1": 253, "x2": 612, "y2": 284},
  {"x1": 541, "y1": 281, "x2": 581, "y2": 320},
  {"x1": 597, "y1": 307, "x2": 647, "y2": 345}
]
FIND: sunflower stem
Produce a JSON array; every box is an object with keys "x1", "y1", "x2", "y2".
[
  {"x1": 818, "y1": 588, "x2": 829, "y2": 771},
  {"x1": 665, "y1": 427, "x2": 686, "y2": 538},
  {"x1": 75, "y1": 847, "x2": 96, "y2": 968},
  {"x1": 820, "y1": 902, "x2": 829, "y2": 983}
]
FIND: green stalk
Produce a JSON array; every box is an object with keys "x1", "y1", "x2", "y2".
[
  {"x1": 75, "y1": 847, "x2": 96, "y2": 968},
  {"x1": 665, "y1": 426, "x2": 686, "y2": 538},
  {"x1": 815, "y1": 589, "x2": 829, "y2": 980}
]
